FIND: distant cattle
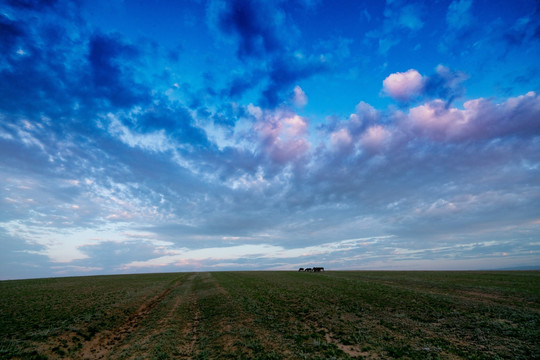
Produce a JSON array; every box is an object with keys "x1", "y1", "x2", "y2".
[{"x1": 298, "y1": 267, "x2": 325, "y2": 272}]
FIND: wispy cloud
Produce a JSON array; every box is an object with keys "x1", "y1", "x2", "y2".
[{"x1": 119, "y1": 236, "x2": 394, "y2": 270}]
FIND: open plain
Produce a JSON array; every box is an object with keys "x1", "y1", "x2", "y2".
[{"x1": 1, "y1": 271, "x2": 539, "y2": 359}]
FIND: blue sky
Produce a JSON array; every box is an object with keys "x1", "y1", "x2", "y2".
[{"x1": 1, "y1": 0, "x2": 539, "y2": 279}]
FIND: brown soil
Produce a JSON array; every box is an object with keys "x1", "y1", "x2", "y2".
[{"x1": 75, "y1": 279, "x2": 183, "y2": 360}]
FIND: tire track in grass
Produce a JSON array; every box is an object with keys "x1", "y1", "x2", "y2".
[
  {"x1": 113, "y1": 272, "x2": 203, "y2": 359},
  {"x1": 169, "y1": 275, "x2": 201, "y2": 359},
  {"x1": 104, "y1": 273, "x2": 205, "y2": 359},
  {"x1": 186, "y1": 295, "x2": 200, "y2": 358},
  {"x1": 77, "y1": 278, "x2": 183, "y2": 360},
  {"x1": 202, "y1": 272, "x2": 288, "y2": 358},
  {"x1": 109, "y1": 273, "x2": 197, "y2": 359}
]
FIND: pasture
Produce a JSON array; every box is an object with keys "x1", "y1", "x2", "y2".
[{"x1": 1, "y1": 271, "x2": 538, "y2": 359}]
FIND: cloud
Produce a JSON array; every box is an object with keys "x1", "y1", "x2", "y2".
[
  {"x1": 6, "y1": 0, "x2": 58, "y2": 10},
  {"x1": 119, "y1": 236, "x2": 393, "y2": 270},
  {"x1": 423, "y1": 65, "x2": 468, "y2": 105},
  {"x1": 382, "y1": 69, "x2": 424, "y2": 101},
  {"x1": 503, "y1": 5, "x2": 540, "y2": 47},
  {"x1": 88, "y1": 33, "x2": 149, "y2": 108},
  {"x1": 366, "y1": 1, "x2": 425, "y2": 54},
  {"x1": 446, "y1": 0, "x2": 473, "y2": 30},
  {"x1": 291, "y1": 85, "x2": 308, "y2": 107},
  {"x1": 0, "y1": 228, "x2": 51, "y2": 280},
  {"x1": 209, "y1": 0, "x2": 327, "y2": 107},
  {"x1": 330, "y1": 128, "x2": 353, "y2": 153},
  {"x1": 383, "y1": 66, "x2": 468, "y2": 104},
  {"x1": 360, "y1": 125, "x2": 392, "y2": 153},
  {"x1": 253, "y1": 107, "x2": 310, "y2": 164},
  {"x1": 405, "y1": 91, "x2": 540, "y2": 141},
  {"x1": 1, "y1": 0, "x2": 540, "y2": 278},
  {"x1": 398, "y1": 3, "x2": 424, "y2": 31},
  {"x1": 209, "y1": 0, "x2": 289, "y2": 60},
  {"x1": 261, "y1": 53, "x2": 328, "y2": 107},
  {"x1": 0, "y1": 13, "x2": 26, "y2": 54},
  {"x1": 119, "y1": 102, "x2": 210, "y2": 146},
  {"x1": 222, "y1": 68, "x2": 266, "y2": 99}
]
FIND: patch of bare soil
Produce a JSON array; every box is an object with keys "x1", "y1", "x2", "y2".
[
  {"x1": 324, "y1": 332, "x2": 378, "y2": 359},
  {"x1": 457, "y1": 290, "x2": 512, "y2": 303},
  {"x1": 74, "y1": 279, "x2": 182, "y2": 360}
]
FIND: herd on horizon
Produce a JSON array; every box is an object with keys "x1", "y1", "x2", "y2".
[{"x1": 298, "y1": 267, "x2": 325, "y2": 272}]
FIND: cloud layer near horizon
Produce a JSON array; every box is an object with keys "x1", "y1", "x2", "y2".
[{"x1": 1, "y1": 0, "x2": 539, "y2": 279}]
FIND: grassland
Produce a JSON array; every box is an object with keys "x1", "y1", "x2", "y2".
[{"x1": 1, "y1": 271, "x2": 538, "y2": 359}]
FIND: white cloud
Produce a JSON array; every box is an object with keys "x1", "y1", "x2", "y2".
[
  {"x1": 106, "y1": 114, "x2": 172, "y2": 153},
  {"x1": 382, "y1": 69, "x2": 424, "y2": 101},
  {"x1": 119, "y1": 236, "x2": 393, "y2": 270}
]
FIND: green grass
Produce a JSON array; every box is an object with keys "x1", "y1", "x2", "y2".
[
  {"x1": 1, "y1": 271, "x2": 538, "y2": 359},
  {"x1": 0, "y1": 273, "x2": 185, "y2": 359}
]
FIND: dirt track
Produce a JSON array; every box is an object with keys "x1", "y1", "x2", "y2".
[{"x1": 78, "y1": 277, "x2": 185, "y2": 359}]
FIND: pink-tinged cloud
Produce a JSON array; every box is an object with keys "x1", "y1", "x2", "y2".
[
  {"x1": 382, "y1": 69, "x2": 424, "y2": 101},
  {"x1": 254, "y1": 108, "x2": 310, "y2": 164},
  {"x1": 407, "y1": 99, "x2": 465, "y2": 140},
  {"x1": 330, "y1": 128, "x2": 353, "y2": 153},
  {"x1": 292, "y1": 85, "x2": 308, "y2": 107},
  {"x1": 406, "y1": 91, "x2": 540, "y2": 141},
  {"x1": 361, "y1": 125, "x2": 392, "y2": 152}
]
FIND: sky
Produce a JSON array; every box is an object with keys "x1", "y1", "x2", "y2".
[{"x1": 1, "y1": 0, "x2": 540, "y2": 280}]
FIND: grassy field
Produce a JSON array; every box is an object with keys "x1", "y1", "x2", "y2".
[{"x1": 0, "y1": 271, "x2": 538, "y2": 359}]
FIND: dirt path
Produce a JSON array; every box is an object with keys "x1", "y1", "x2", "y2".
[{"x1": 77, "y1": 278, "x2": 184, "y2": 360}]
